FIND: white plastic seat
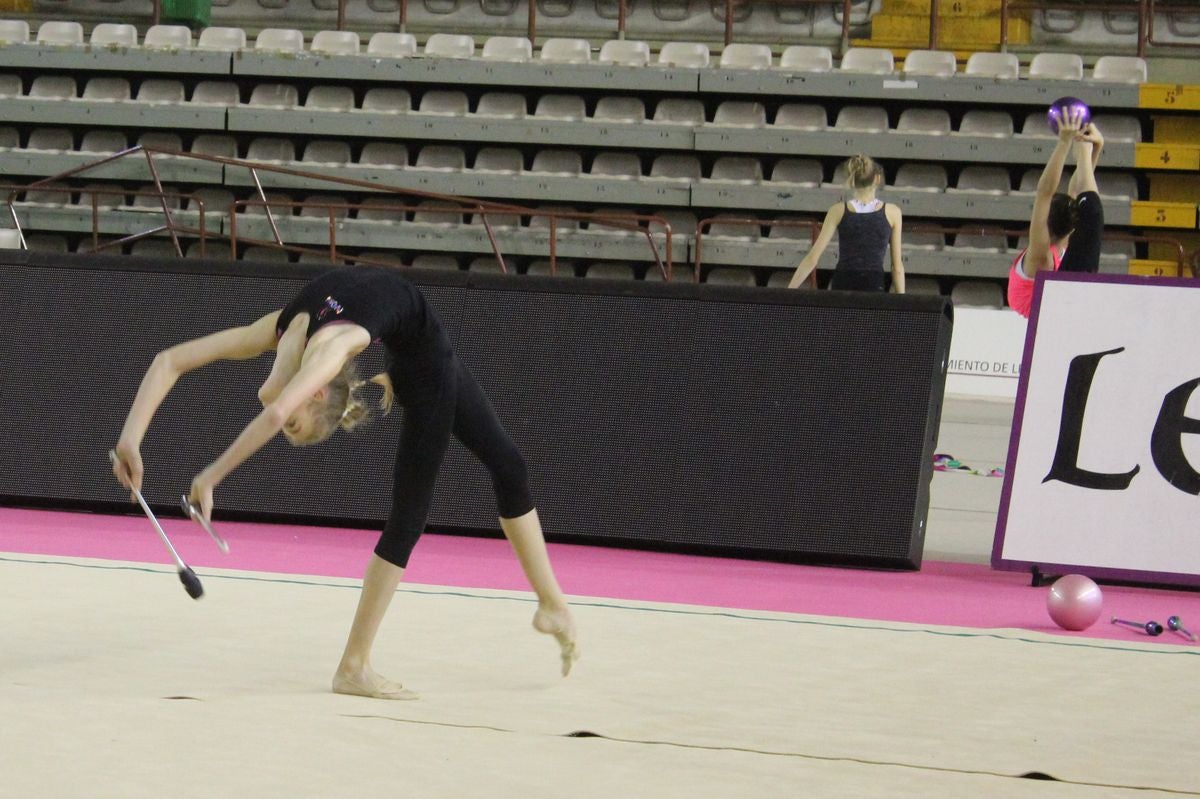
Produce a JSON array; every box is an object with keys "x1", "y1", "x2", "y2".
[
  {"x1": 705, "y1": 216, "x2": 759, "y2": 240},
  {"x1": 246, "y1": 138, "x2": 297, "y2": 163},
  {"x1": 770, "y1": 158, "x2": 823, "y2": 185},
  {"x1": 902, "y1": 49, "x2": 956, "y2": 77},
  {"x1": 774, "y1": 103, "x2": 826, "y2": 129},
  {"x1": 29, "y1": 75, "x2": 76, "y2": 100},
  {"x1": 530, "y1": 149, "x2": 583, "y2": 175},
  {"x1": 705, "y1": 267, "x2": 757, "y2": 286},
  {"x1": 305, "y1": 85, "x2": 355, "y2": 112},
  {"x1": 903, "y1": 231, "x2": 945, "y2": 250},
  {"x1": 712, "y1": 101, "x2": 767, "y2": 127},
  {"x1": 0, "y1": 20, "x2": 30, "y2": 44},
  {"x1": 0, "y1": 229, "x2": 24, "y2": 249},
  {"x1": 779, "y1": 45, "x2": 832, "y2": 72},
  {"x1": 299, "y1": 195, "x2": 349, "y2": 220},
  {"x1": 590, "y1": 151, "x2": 642, "y2": 179},
  {"x1": 1101, "y1": 239, "x2": 1136, "y2": 259},
  {"x1": 1029, "y1": 52, "x2": 1084, "y2": 81},
  {"x1": 476, "y1": 92, "x2": 526, "y2": 118},
  {"x1": 26, "y1": 127, "x2": 72, "y2": 151},
  {"x1": 525, "y1": 259, "x2": 577, "y2": 277},
  {"x1": 593, "y1": 96, "x2": 645, "y2": 122},
  {"x1": 36, "y1": 21, "x2": 83, "y2": 46},
  {"x1": 239, "y1": 192, "x2": 293, "y2": 217},
  {"x1": 957, "y1": 110, "x2": 1014, "y2": 138},
  {"x1": 840, "y1": 47, "x2": 894, "y2": 74},
  {"x1": 540, "y1": 37, "x2": 591, "y2": 62},
  {"x1": 255, "y1": 28, "x2": 304, "y2": 53},
  {"x1": 649, "y1": 154, "x2": 702, "y2": 181},
  {"x1": 1017, "y1": 168, "x2": 1067, "y2": 194},
  {"x1": 358, "y1": 141, "x2": 409, "y2": 167},
  {"x1": 1091, "y1": 114, "x2": 1142, "y2": 143},
  {"x1": 473, "y1": 147, "x2": 523, "y2": 172},
  {"x1": 896, "y1": 108, "x2": 951, "y2": 135},
  {"x1": 657, "y1": 41, "x2": 709, "y2": 68},
  {"x1": 1096, "y1": 171, "x2": 1139, "y2": 200},
  {"x1": 79, "y1": 130, "x2": 128, "y2": 153},
  {"x1": 894, "y1": 163, "x2": 948, "y2": 192},
  {"x1": 138, "y1": 131, "x2": 183, "y2": 151},
  {"x1": 1020, "y1": 111, "x2": 1056, "y2": 139},
  {"x1": 586, "y1": 262, "x2": 637, "y2": 279},
  {"x1": 79, "y1": 183, "x2": 121, "y2": 209},
  {"x1": 469, "y1": 206, "x2": 521, "y2": 228},
  {"x1": 835, "y1": 105, "x2": 889, "y2": 132},
  {"x1": 534, "y1": 94, "x2": 586, "y2": 120},
  {"x1": 411, "y1": 254, "x2": 460, "y2": 270},
  {"x1": 90, "y1": 23, "x2": 137, "y2": 48},
  {"x1": 964, "y1": 52, "x2": 1019, "y2": 79},
  {"x1": 708, "y1": 156, "x2": 763, "y2": 183},
  {"x1": 137, "y1": 79, "x2": 186, "y2": 105},
  {"x1": 652, "y1": 98, "x2": 705, "y2": 124},
  {"x1": 83, "y1": 77, "x2": 131, "y2": 102},
  {"x1": 953, "y1": 231, "x2": 1008, "y2": 251},
  {"x1": 367, "y1": 32, "x2": 417, "y2": 58},
  {"x1": 906, "y1": 276, "x2": 943, "y2": 295},
  {"x1": 356, "y1": 196, "x2": 404, "y2": 222},
  {"x1": 22, "y1": 181, "x2": 71, "y2": 204},
  {"x1": 190, "y1": 134, "x2": 238, "y2": 159},
  {"x1": 415, "y1": 145, "x2": 466, "y2": 171},
  {"x1": 951, "y1": 281, "x2": 1003, "y2": 308},
  {"x1": 302, "y1": 140, "x2": 351, "y2": 164},
  {"x1": 529, "y1": 206, "x2": 581, "y2": 232},
  {"x1": 598, "y1": 39, "x2": 650, "y2": 66},
  {"x1": 1092, "y1": 55, "x2": 1147, "y2": 84},
  {"x1": 191, "y1": 81, "x2": 240, "y2": 106},
  {"x1": 248, "y1": 83, "x2": 299, "y2": 109},
  {"x1": 949, "y1": 166, "x2": 1011, "y2": 194},
  {"x1": 142, "y1": 25, "x2": 192, "y2": 49},
  {"x1": 412, "y1": 200, "x2": 466, "y2": 225},
  {"x1": 766, "y1": 270, "x2": 795, "y2": 288},
  {"x1": 197, "y1": 27, "x2": 247, "y2": 51},
  {"x1": 468, "y1": 257, "x2": 506, "y2": 273},
  {"x1": 310, "y1": 30, "x2": 360, "y2": 55},
  {"x1": 362, "y1": 87, "x2": 411, "y2": 113},
  {"x1": 719, "y1": 43, "x2": 772, "y2": 70},
  {"x1": 424, "y1": 33, "x2": 475, "y2": 58},
  {"x1": 129, "y1": 185, "x2": 181, "y2": 210},
  {"x1": 656, "y1": 210, "x2": 697, "y2": 240},
  {"x1": 186, "y1": 187, "x2": 235, "y2": 214},
  {"x1": 418, "y1": 90, "x2": 468, "y2": 115},
  {"x1": 481, "y1": 36, "x2": 532, "y2": 62}
]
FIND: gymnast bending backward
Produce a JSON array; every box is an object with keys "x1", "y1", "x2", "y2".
[{"x1": 110, "y1": 265, "x2": 579, "y2": 699}]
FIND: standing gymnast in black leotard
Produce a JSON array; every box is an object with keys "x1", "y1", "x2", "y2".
[{"x1": 111, "y1": 266, "x2": 578, "y2": 699}]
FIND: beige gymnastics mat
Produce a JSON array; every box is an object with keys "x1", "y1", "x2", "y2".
[{"x1": 1, "y1": 554, "x2": 1196, "y2": 798}]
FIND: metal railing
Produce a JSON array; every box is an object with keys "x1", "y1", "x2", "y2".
[
  {"x1": 1, "y1": 145, "x2": 674, "y2": 277},
  {"x1": 693, "y1": 217, "x2": 821, "y2": 285}
]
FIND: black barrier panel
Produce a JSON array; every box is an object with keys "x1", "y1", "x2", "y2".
[{"x1": 0, "y1": 253, "x2": 950, "y2": 568}]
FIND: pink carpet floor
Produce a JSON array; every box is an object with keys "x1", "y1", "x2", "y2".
[{"x1": 2, "y1": 506, "x2": 1198, "y2": 647}]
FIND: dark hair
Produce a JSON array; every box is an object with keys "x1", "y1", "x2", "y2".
[{"x1": 1047, "y1": 193, "x2": 1076, "y2": 240}]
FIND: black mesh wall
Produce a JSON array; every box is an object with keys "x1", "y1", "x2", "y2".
[{"x1": 0, "y1": 252, "x2": 951, "y2": 568}]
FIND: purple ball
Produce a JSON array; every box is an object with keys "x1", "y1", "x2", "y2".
[
  {"x1": 1046, "y1": 574, "x2": 1103, "y2": 631},
  {"x1": 1047, "y1": 97, "x2": 1092, "y2": 134}
]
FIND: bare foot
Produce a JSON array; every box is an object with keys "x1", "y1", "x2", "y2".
[
  {"x1": 332, "y1": 666, "x2": 419, "y2": 700},
  {"x1": 533, "y1": 606, "x2": 579, "y2": 677}
]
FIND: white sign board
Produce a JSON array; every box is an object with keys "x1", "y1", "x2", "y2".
[
  {"x1": 994, "y1": 272, "x2": 1200, "y2": 587},
  {"x1": 945, "y1": 307, "x2": 1027, "y2": 399}
]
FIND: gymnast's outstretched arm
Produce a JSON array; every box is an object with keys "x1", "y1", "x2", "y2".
[{"x1": 112, "y1": 310, "x2": 282, "y2": 497}]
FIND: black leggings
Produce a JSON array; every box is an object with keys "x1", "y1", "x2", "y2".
[
  {"x1": 375, "y1": 357, "x2": 533, "y2": 568},
  {"x1": 1059, "y1": 191, "x2": 1104, "y2": 274}
]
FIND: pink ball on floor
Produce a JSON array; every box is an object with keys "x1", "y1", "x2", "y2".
[{"x1": 1046, "y1": 574, "x2": 1103, "y2": 631}]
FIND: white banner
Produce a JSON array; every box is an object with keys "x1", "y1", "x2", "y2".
[
  {"x1": 945, "y1": 307, "x2": 1027, "y2": 399},
  {"x1": 994, "y1": 272, "x2": 1200, "y2": 586}
]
